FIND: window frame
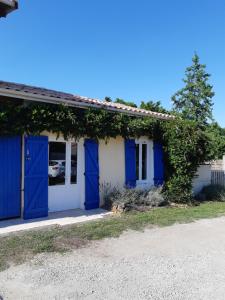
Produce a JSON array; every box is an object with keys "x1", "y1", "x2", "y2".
[
  {"x1": 135, "y1": 138, "x2": 152, "y2": 185},
  {"x1": 70, "y1": 142, "x2": 78, "y2": 185},
  {"x1": 48, "y1": 138, "x2": 78, "y2": 187},
  {"x1": 48, "y1": 141, "x2": 66, "y2": 186}
]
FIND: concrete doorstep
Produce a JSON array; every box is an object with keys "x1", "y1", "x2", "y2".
[{"x1": 0, "y1": 209, "x2": 112, "y2": 236}]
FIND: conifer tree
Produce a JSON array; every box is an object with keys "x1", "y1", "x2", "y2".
[{"x1": 172, "y1": 54, "x2": 214, "y2": 126}]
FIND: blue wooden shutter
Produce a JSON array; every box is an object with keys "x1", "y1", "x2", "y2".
[
  {"x1": 154, "y1": 141, "x2": 164, "y2": 186},
  {"x1": 84, "y1": 139, "x2": 100, "y2": 210},
  {"x1": 0, "y1": 136, "x2": 21, "y2": 220},
  {"x1": 24, "y1": 136, "x2": 48, "y2": 220},
  {"x1": 125, "y1": 139, "x2": 136, "y2": 188}
]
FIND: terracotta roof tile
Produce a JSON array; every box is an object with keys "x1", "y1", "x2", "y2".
[{"x1": 0, "y1": 81, "x2": 174, "y2": 120}]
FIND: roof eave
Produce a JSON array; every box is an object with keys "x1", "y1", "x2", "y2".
[{"x1": 0, "y1": 87, "x2": 174, "y2": 121}]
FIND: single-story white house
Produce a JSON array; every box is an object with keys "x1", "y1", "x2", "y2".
[{"x1": 0, "y1": 81, "x2": 173, "y2": 220}]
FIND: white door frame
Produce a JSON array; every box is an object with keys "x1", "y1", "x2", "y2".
[
  {"x1": 47, "y1": 133, "x2": 85, "y2": 212},
  {"x1": 135, "y1": 137, "x2": 154, "y2": 188}
]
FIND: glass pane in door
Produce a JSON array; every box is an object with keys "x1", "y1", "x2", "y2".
[
  {"x1": 71, "y1": 143, "x2": 77, "y2": 184},
  {"x1": 49, "y1": 142, "x2": 66, "y2": 186},
  {"x1": 142, "y1": 144, "x2": 147, "y2": 180}
]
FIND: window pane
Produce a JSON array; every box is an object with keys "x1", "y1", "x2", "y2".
[
  {"x1": 142, "y1": 144, "x2": 147, "y2": 180},
  {"x1": 71, "y1": 143, "x2": 77, "y2": 184},
  {"x1": 136, "y1": 144, "x2": 139, "y2": 180},
  {"x1": 49, "y1": 142, "x2": 66, "y2": 186}
]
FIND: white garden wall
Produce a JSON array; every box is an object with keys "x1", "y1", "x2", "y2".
[{"x1": 192, "y1": 165, "x2": 211, "y2": 194}]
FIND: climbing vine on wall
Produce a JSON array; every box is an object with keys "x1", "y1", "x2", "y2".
[
  {"x1": 0, "y1": 99, "x2": 160, "y2": 140},
  {"x1": 162, "y1": 117, "x2": 211, "y2": 203}
]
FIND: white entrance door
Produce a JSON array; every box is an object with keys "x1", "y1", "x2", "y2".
[{"x1": 48, "y1": 136, "x2": 84, "y2": 212}]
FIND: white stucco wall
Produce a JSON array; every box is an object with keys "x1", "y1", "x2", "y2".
[
  {"x1": 99, "y1": 137, "x2": 125, "y2": 205},
  {"x1": 192, "y1": 165, "x2": 211, "y2": 194}
]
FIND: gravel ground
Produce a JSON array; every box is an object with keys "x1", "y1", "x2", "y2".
[{"x1": 1, "y1": 217, "x2": 225, "y2": 300}]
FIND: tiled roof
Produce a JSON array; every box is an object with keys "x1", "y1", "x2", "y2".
[{"x1": 0, "y1": 81, "x2": 174, "y2": 120}]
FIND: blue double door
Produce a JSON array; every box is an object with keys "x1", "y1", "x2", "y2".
[
  {"x1": 84, "y1": 139, "x2": 100, "y2": 210},
  {"x1": 0, "y1": 135, "x2": 48, "y2": 220}
]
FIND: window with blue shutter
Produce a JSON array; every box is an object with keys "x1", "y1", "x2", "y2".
[
  {"x1": 153, "y1": 141, "x2": 164, "y2": 186},
  {"x1": 84, "y1": 139, "x2": 100, "y2": 210},
  {"x1": 125, "y1": 139, "x2": 136, "y2": 188},
  {"x1": 0, "y1": 136, "x2": 21, "y2": 220}
]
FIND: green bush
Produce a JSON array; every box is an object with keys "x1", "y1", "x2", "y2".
[
  {"x1": 102, "y1": 185, "x2": 166, "y2": 212},
  {"x1": 197, "y1": 184, "x2": 225, "y2": 202},
  {"x1": 163, "y1": 118, "x2": 210, "y2": 203}
]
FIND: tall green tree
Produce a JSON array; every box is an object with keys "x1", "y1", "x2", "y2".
[
  {"x1": 172, "y1": 54, "x2": 215, "y2": 125},
  {"x1": 104, "y1": 96, "x2": 112, "y2": 102},
  {"x1": 114, "y1": 98, "x2": 137, "y2": 108},
  {"x1": 205, "y1": 122, "x2": 225, "y2": 160},
  {"x1": 140, "y1": 100, "x2": 168, "y2": 113}
]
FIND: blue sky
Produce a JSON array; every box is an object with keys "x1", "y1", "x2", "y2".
[{"x1": 1, "y1": 0, "x2": 225, "y2": 125}]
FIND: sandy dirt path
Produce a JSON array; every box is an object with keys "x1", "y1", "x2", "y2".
[{"x1": 1, "y1": 217, "x2": 225, "y2": 300}]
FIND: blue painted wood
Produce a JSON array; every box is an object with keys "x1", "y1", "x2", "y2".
[
  {"x1": 24, "y1": 136, "x2": 48, "y2": 220},
  {"x1": 0, "y1": 136, "x2": 21, "y2": 220},
  {"x1": 154, "y1": 142, "x2": 164, "y2": 186},
  {"x1": 84, "y1": 139, "x2": 100, "y2": 210},
  {"x1": 125, "y1": 139, "x2": 136, "y2": 188}
]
